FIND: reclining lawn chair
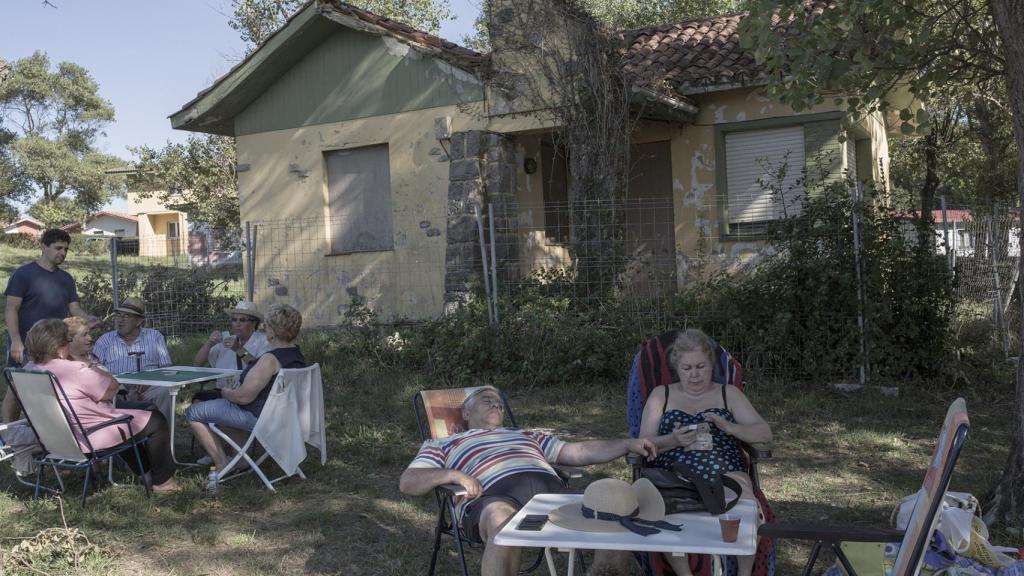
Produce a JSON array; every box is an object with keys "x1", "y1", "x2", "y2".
[
  {"x1": 412, "y1": 385, "x2": 582, "y2": 576},
  {"x1": 758, "y1": 398, "x2": 970, "y2": 576},
  {"x1": 626, "y1": 330, "x2": 776, "y2": 576},
  {"x1": 209, "y1": 363, "x2": 326, "y2": 492},
  {"x1": 4, "y1": 368, "x2": 151, "y2": 508}
]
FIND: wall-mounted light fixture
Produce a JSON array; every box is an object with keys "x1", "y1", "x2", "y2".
[
  {"x1": 434, "y1": 116, "x2": 453, "y2": 157},
  {"x1": 523, "y1": 157, "x2": 538, "y2": 174}
]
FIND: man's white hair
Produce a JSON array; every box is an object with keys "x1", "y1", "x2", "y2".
[{"x1": 461, "y1": 385, "x2": 500, "y2": 412}]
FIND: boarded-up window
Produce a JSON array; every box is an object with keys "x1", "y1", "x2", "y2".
[
  {"x1": 541, "y1": 141, "x2": 570, "y2": 244},
  {"x1": 725, "y1": 126, "x2": 805, "y2": 223},
  {"x1": 325, "y1": 144, "x2": 394, "y2": 254}
]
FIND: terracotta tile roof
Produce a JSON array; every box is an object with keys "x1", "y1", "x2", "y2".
[
  {"x1": 621, "y1": 1, "x2": 829, "y2": 93},
  {"x1": 93, "y1": 210, "x2": 138, "y2": 222},
  {"x1": 621, "y1": 12, "x2": 761, "y2": 92}
]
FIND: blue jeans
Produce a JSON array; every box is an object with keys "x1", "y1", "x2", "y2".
[{"x1": 185, "y1": 398, "x2": 258, "y2": 431}]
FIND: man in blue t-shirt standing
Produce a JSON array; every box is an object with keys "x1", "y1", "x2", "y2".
[{"x1": 3, "y1": 228, "x2": 99, "y2": 421}]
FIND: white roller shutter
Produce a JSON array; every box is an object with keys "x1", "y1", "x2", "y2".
[
  {"x1": 846, "y1": 138, "x2": 858, "y2": 181},
  {"x1": 725, "y1": 126, "x2": 805, "y2": 223}
]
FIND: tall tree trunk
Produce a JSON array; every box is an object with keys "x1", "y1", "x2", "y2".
[{"x1": 984, "y1": 0, "x2": 1024, "y2": 529}]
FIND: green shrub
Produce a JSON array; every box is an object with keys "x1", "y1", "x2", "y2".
[{"x1": 0, "y1": 232, "x2": 40, "y2": 249}]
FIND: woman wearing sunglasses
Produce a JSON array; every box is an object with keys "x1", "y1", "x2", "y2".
[{"x1": 192, "y1": 300, "x2": 270, "y2": 370}]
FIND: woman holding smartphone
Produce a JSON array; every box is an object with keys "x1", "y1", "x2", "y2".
[{"x1": 637, "y1": 328, "x2": 772, "y2": 576}]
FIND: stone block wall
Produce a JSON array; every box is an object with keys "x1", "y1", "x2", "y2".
[{"x1": 444, "y1": 130, "x2": 520, "y2": 312}]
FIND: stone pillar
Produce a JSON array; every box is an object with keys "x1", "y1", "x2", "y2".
[{"x1": 444, "y1": 130, "x2": 520, "y2": 313}]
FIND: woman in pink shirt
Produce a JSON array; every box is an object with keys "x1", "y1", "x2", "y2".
[{"x1": 25, "y1": 319, "x2": 180, "y2": 493}]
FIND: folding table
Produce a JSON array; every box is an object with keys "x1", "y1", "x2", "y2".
[{"x1": 494, "y1": 493, "x2": 758, "y2": 576}]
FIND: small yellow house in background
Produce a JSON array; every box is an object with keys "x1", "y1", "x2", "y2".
[
  {"x1": 170, "y1": 0, "x2": 898, "y2": 327},
  {"x1": 125, "y1": 191, "x2": 189, "y2": 257},
  {"x1": 104, "y1": 167, "x2": 189, "y2": 258}
]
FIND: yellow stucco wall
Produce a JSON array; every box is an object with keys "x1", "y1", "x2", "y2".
[
  {"x1": 125, "y1": 191, "x2": 189, "y2": 257},
  {"x1": 235, "y1": 102, "x2": 487, "y2": 326}
]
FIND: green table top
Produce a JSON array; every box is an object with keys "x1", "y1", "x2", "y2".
[{"x1": 118, "y1": 369, "x2": 222, "y2": 383}]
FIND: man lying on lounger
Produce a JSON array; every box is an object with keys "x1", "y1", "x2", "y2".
[{"x1": 400, "y1": 386, "x2": 655, "y2": 576}]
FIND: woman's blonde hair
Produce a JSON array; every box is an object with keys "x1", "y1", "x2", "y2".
[
  {"x1": 26, "y1": 318, "x2": 70, "y2": 363},
  {"x1": 667, "y1": 328, "x2": 713, "y2": 370},
  {"x1": 264, "y1": 303, "x2": 302, "y2": 342},
  {"x1": 63, "y1": 316, "x2": 89, "y2": 338}
]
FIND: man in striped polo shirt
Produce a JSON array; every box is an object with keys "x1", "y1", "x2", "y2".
[
  {"x1": 400, "y1": 387, "x2": 656, "y2": 576},
  {"x1": 93, "y1": 297, "x2": 174, "y2": 422}
]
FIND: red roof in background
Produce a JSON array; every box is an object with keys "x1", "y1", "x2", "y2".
[
  {"x1": 894, "y1": 210, "x2": 979, "y2": 223},
  {"x1": 91, "y1": 211, "x2": 138, "y2": 222}
]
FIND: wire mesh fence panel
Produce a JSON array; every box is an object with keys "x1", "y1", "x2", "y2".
[
  {"x1": 249, "y1": 210, "x2": 448, "y2": 329},
  {"x1": 946, "y1": 207, "x2": 1021, "y2": 352},
  {"x1": 101, "y1": 232, "x2": 246, "y2": 339}
]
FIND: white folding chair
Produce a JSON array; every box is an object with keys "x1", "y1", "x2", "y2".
[
  {"x1": 5, "y1": 369, "x2": 151, "y2": 507},
  {"x1": 210, "y1": 363, "x2": 326, "y2": 492}
]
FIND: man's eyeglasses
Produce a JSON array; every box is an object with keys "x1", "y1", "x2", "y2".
[
  {"x1": 114, "y1": 312, "x2": 141, "y2": 319},
  {"x1": 230, "y1": 317, "x2": 254, "y2": 323}
]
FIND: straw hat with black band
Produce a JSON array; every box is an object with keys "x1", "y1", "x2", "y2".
[{"x1": 549, "y1": 478, "x2": 683, "y2": 536}]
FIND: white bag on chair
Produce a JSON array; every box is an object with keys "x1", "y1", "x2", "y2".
[
  {"x1": 253, "y1": 376, "x2": 306, "y2": 476},
  {"x1": 894, "y1": 491, "x2": 978, "y2": 554}
]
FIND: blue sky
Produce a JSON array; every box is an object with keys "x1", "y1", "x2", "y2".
[{"x1": 0, "y1": 0, "x2": 482, "y2": 211}]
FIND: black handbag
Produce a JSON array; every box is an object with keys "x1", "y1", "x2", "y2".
[{"x1": 640, "y1": 462, "x2": 742, "y2": 515}]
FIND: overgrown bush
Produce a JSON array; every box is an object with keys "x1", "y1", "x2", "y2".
[
  {"x1": 77, "y1": 265, "x2": 236, "y2": 335},
  {"x1": 0, "y1": 232, "x2": 111, "y2": 255},
  {"x1": 0, "y1": 232, "x2": 39, "y2": 249}
]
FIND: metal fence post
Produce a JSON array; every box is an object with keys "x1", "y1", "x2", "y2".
[
  {"x1": 110, "y1": 237, "x2": 120, "y2": 310},
  {"x1": 940, "y1": 195, "x2": 953, "y2": 273},
  {"x1": 474, "y1": 204, "x2": 495, "y2": 325},
  {"x1": 851, "y1": 182, "x2": 868, "y2": 385},
  {"x1": 249, "y1": 224, "x2": 258, "y2": 302},
  {"x1": 245, "y1": 222, "x2": 253, "y2": 302},
  {"x1": 488, "y1": 204, "x2": 500, "y2": 325}
]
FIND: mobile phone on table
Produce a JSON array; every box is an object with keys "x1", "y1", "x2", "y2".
[{"x1": 517, "y1": 514, "x2": 548, "y2": 531}]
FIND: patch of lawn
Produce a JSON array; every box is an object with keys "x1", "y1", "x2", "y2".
[{"x1": 1, "y1": 328, "x2": 1019, "y2": 574}]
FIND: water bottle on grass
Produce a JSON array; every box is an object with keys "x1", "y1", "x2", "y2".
[{"x1": 206, "y1": 466, "x2": 219, "y2": 494}]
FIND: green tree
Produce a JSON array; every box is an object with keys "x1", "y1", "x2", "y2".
[
  {"x1": 464, "y1": 0, "x2": 740, "y2": 51},
  {"x1": 229, "y1": 0, "x2": 454, "y2": 48},
  {"x1": 0, "y1": 52, "x2": 123, "y2": 216},
  {"x1": 740, "y1": 0, "x2": 1024, "y2": 527},
  {"x1": 28, "y1": 197, "x2": 86, "y2": 228},
  {"x1": 129, "y1": 134, "x2": 239, "y2": 238}
]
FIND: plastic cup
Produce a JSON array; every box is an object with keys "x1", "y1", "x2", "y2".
[{"x1": 719, "y1": 514, "x2": 740, "y2": 543}]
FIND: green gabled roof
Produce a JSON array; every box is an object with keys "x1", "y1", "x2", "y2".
[{"x1": 170, "y1": 0, "x2": 484, "y2": 136}]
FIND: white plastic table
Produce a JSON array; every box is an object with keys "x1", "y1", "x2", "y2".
[
  {"x1": 116, "y1": 366, "x2": 241, "y2": 466},
  {"x1": 493, "y1": 493, "x2": 758, "y2": 576}
]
